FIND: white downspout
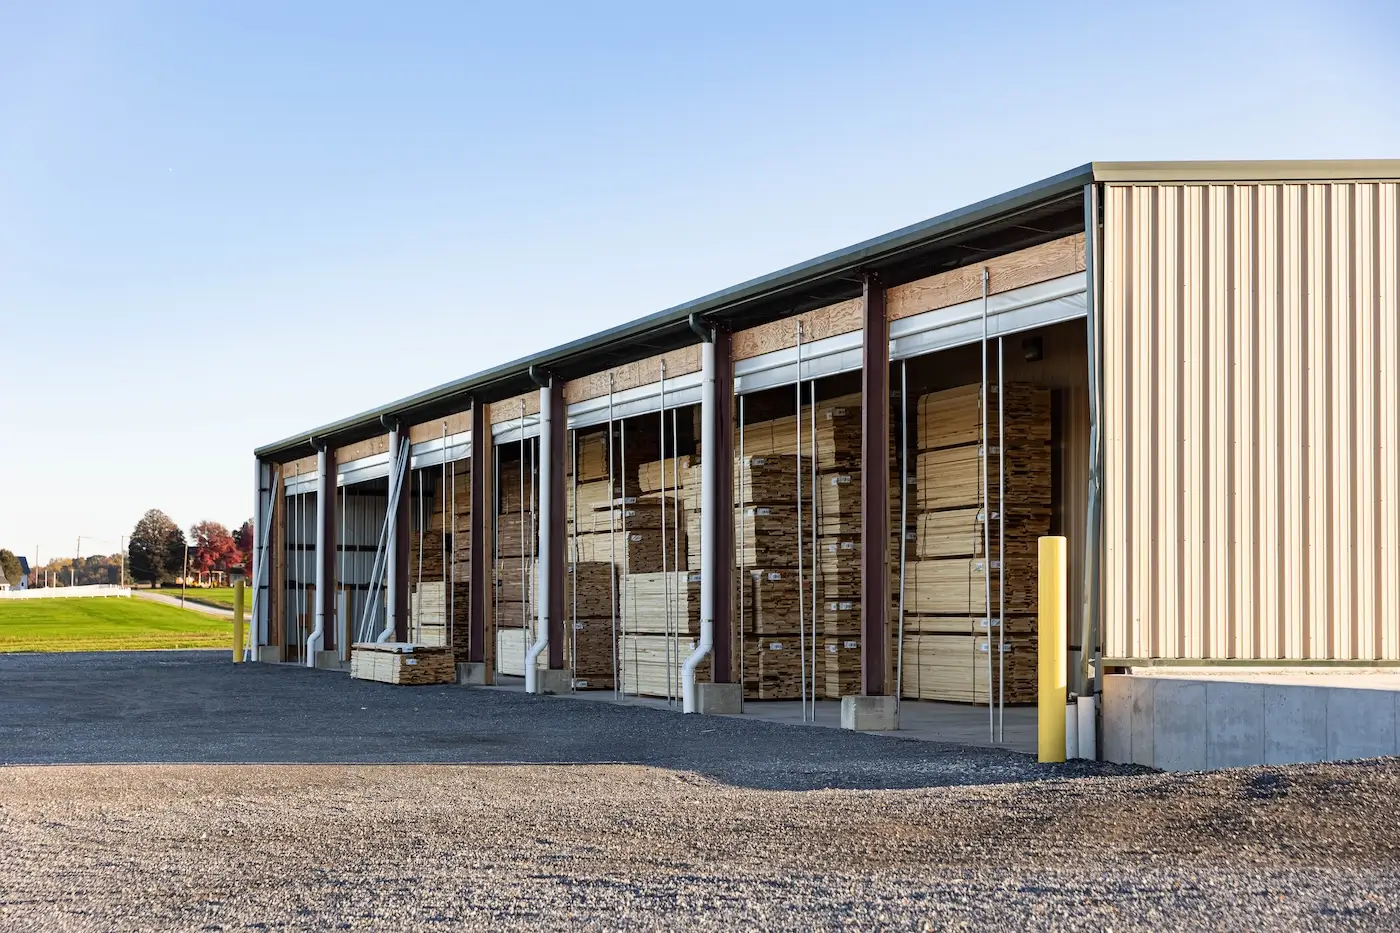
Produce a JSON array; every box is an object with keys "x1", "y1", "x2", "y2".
[
  {"x1": 385, "y1": 423, "x2": 403, "y2": 642},
  {"x1": 682, "y1": 335, "x2": 716, "y2": 713},
  {"x1": 525, "y1": 380, "x2": 552, "y2": 693},
  {"x1": 305, "y1": 440, "x2": 329, "y2": 666}
]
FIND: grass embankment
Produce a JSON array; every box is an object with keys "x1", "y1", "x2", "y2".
[
  {"x1": 0, "y1": 598, "x2": 237, "y2": 653},
  {"x1": 157, "y1": 586, "x2": 244, "y2": 611}
]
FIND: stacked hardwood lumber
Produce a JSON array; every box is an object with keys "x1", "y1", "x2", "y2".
[
  {"x1": 744, "y1": 569, "x2": 808, "y2": 635},
  {"x1": 619, "y1": 634, "x2": 708, "y2": 698},
  {"x1": 586, "y1": 498, "x2": 675, "y2": 535},
  {"x1": 740, "y1": 393, "x2": 861, "y2": 471},
  {"x1": 820, "y1": 638, "x2": 863, "y2": 699},
  {"x1": 568, "y1": 620, "x2": 616, "y2": 689},
  {"x1": 621, "y1": 571, "x2": 700, "y2": 635},
  {"x1": 409, "y1": 581, "x2": 447, "y2": 647},
  {"x1": 734, "y1": 454, "x2": 811, "y2": 505},
  {"x1": 638, "y1": 455, "x2": 698, "y2": 494},
  {"x1": 573, "y1": 528, "x2": 671, "y2": 573},
  {"x1": 899, "y1": 382, "x2": 1051, "y2": 705},
  {"x1": 742, "y1": 637, "x2": 811, "y2": 700},
  {"x1": 350, "y1": 642, "x2": 456, "y2": 685},
  {"x1": 570, "y1": 429, "x2": 613, "y2": 482},
  {"x1": 496, "y1": 627, "x2": 538, "y2": 677},
  {"x1": 566, "y1": 478, "x2": 638, "y2": 523},
  {"x1": 498, "y1": 459, "x2": 534, "y2": 515},
  {"x1": 736, "y1": 505, "x2": 800, "y2": 567},
  {"x1": 497, "y1": 512, "x2": 537, "y2": 559}
]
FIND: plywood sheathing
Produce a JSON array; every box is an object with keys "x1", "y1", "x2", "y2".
[
  {"x1": 409, "y1": 410, "x2": 473, "y2": 443},
  {"x1": 284, "y1": 454, "x2": 318, "y2": 477},
  {"x1": 731, "y1": 298, "x2": 863, "y2": 361},
  {"x1": 564, "y1": 346, "x2": 702, "y2": 405},
  {"x1": 336, "y1": 434, "x2": 390, "y2": 464},
  {"x1": 489, "y1": 390, "x2": 540, "y2": 424},
  {"x1": 887, "y1": 233, "x2": 1085, "y2": 322}
]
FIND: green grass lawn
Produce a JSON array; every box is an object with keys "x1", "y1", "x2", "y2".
[
  {"x1": 157, "y1": 586, "x2": 245, "y2": 611},
  {"x1": 0, "y1": 597, "x2": 239, "y2": 653}
]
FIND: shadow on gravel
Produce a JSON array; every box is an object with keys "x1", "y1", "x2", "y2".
[{"x1": 0, "y1": 650, "x2": 1152, "y2": 791}]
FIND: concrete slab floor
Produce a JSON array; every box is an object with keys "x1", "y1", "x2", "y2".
[{"x1": 485, "y1": 677, "x2": 1038, "y2": 754}]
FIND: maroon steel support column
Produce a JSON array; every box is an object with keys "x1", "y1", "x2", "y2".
[
  {"x1": 469, "y1": 403, "x2": 492, "y2": 665},
  {"x1": 546, "y1": 380, "x2": 567, "y2": 669},
  {"x1": 860, "y1": 273, "x2": 890, "y2": 695},
  {"x1": 393, "y1": 442, "x2": 411, "y2": 643},
  {"x1": 712, "y1": 328, "x2": 735, "y2": 681}
]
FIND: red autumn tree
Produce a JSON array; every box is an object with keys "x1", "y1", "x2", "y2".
[
  {"x1": 190, "y1": 521, "x2": 241, "y2": 575},
  {"x1": 235, "y1": 520, "x2": 254, "y2": 575}
]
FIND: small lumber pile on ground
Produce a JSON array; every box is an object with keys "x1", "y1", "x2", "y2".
[{"x1": 350, "y1": 642, "x2": 456, "y2": 685}]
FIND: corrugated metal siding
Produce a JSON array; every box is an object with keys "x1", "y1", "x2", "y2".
[{"x1": 1104, "y1": 181, "x2": 1400, "y2": 661}]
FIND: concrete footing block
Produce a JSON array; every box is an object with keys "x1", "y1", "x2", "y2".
[
  {"x1": 313, "y1": 651, "x2": 345, "y2": 671},
  {"x1": 697, "y1": 683, "x2": 742, "y2": 715},
  {"x1": 532, "y1": 669, "x2": 573, "y2": 696},
  {"x1": 456, "y1": 662, "x2": 489, "y2": 686},
  {"x1": 257, "y1": 646, "x2": 281, "y2": 664},
  {"x1": 841, "y1": 695, "x2": 898, "y2": 731}
]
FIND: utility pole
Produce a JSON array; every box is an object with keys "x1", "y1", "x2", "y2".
[
  {"x1": 73, "y1": 537, "x2": 80, "y2": 587},
  {"x1": 181, "y1": 540, "x2": 189, "y2": 608},
  {"x1": 119, "y1": 536, "x2": 125, "y2": 587}
]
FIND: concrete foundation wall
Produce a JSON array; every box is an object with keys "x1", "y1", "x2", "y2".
[{"x1": 1103, "y1": 673, "x2": 1400, "y2": 770}]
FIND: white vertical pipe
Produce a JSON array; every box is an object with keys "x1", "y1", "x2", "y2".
[
  {"x1": 249, "y1": 460, "x2": 264, "y2": 661},
  {"x1": 387, "y1": 425, "x2": 403, "y2": 640},
  {"x1": 981, "y1": 269, "x2": 993, "y2": 741},
  {"x1": 306, "y1": 446, "x2": 330, "y2": 666},
  {"x1": 682, "y1": 338, "x2": 716, "y2": 713},
  {"x1": 525, "y1": 385, "x2": 553, "y2": 693}
]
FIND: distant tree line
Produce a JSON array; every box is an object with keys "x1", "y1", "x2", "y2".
[{"x1": 125, "y1": 510, "x2": 253, "y2": 585}]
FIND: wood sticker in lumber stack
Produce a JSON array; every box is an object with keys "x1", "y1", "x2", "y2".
[
  {"x1": 619, "y1": 633, "x2": 708, "y2": 698},
  {"x1": 621, "y1": 571, "x2": 700, "y2": 636},
  {"x1": 350, "y1": 642, "x2": 455, "y2": 685}
]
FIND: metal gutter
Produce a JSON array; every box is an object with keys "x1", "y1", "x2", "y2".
[{"x1": 255, "y1": 163, "x2": 1094, "y2": 461}]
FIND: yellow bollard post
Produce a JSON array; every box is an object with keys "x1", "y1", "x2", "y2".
[
  {"x1": 1038, "y1": 536, "x2": 1067, "y2": 763},
  {"x1": 232, "y1": 580, "x2": 246, "y2": 663}
]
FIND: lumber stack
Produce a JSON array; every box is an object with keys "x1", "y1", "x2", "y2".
[
  {"x1": 621, "y1": 571, "x2": 700, "y2": 636},
  {"x1": 570, "y1": 429, "x2": 613, "y2": 483},
  {"x1": 742, "y1": 637, "x2": 812, "y2": 700},
  {"x1": 496, "y1": 627, "x2": 539, "y2": 677},
  {"x1": 900, "y1": 382, "x2": 1051, "y2": 706},
  {"x1": 350, "y1": 642, "x2": 456, "y2": 685},
  {"x1": 496, "y1": 512, "x2": 537, "y2": 559},
  {"x1": 736, "y1": 505, "x2": 800, "y2": 567},
  {"x1": 573, "y1": 528, "x2": 672, "y2": 574},
  {"x1": 638, "y1": 455, "x2": 698, "y2": 495},
  {"x1": 568, "y1": 620, "x2": 616, "y2": 689},
  {"x1": 409, "y1": 581, "x2": 447, "y2": 647},
  {"x1": 566, "y1": 478, "x2": 638, "y2": 523},
  {"x1": 740, "y1": 393, "x2": 861, "y2": 471},
  {"x1": 498, "y1": 460, "x2": 534, "y2": 515},
  {"x1": 619, "y1": 634, "x2": 708, "y2": 698},
  {"x1": 744, "y1": 569, "x2": 809, "y2": 635},
  {"x1": 820, "y1": 638, "x2": 863, "y2": 699}
]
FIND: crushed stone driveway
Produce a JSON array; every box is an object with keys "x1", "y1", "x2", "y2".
[{"x1": 2, "y1": 651, "x2": 1399, "y2": 930}]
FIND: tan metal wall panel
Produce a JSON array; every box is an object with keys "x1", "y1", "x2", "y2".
[{"x1": 1104, "y1": 180, "x2": 1400, "y2": 662}]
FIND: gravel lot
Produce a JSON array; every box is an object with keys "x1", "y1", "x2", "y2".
[{"x1": 3, "y1": 652, "x2": 1399, "y2": 930}]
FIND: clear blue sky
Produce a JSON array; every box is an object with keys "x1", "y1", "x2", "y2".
[{"x1": 2, "y1": 0, "x2": 1397, "y2": 566}]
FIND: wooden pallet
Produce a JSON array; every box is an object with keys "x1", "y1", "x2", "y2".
[{"x1": 350, "y1": 642, "x2": 456, "y2": 685}]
